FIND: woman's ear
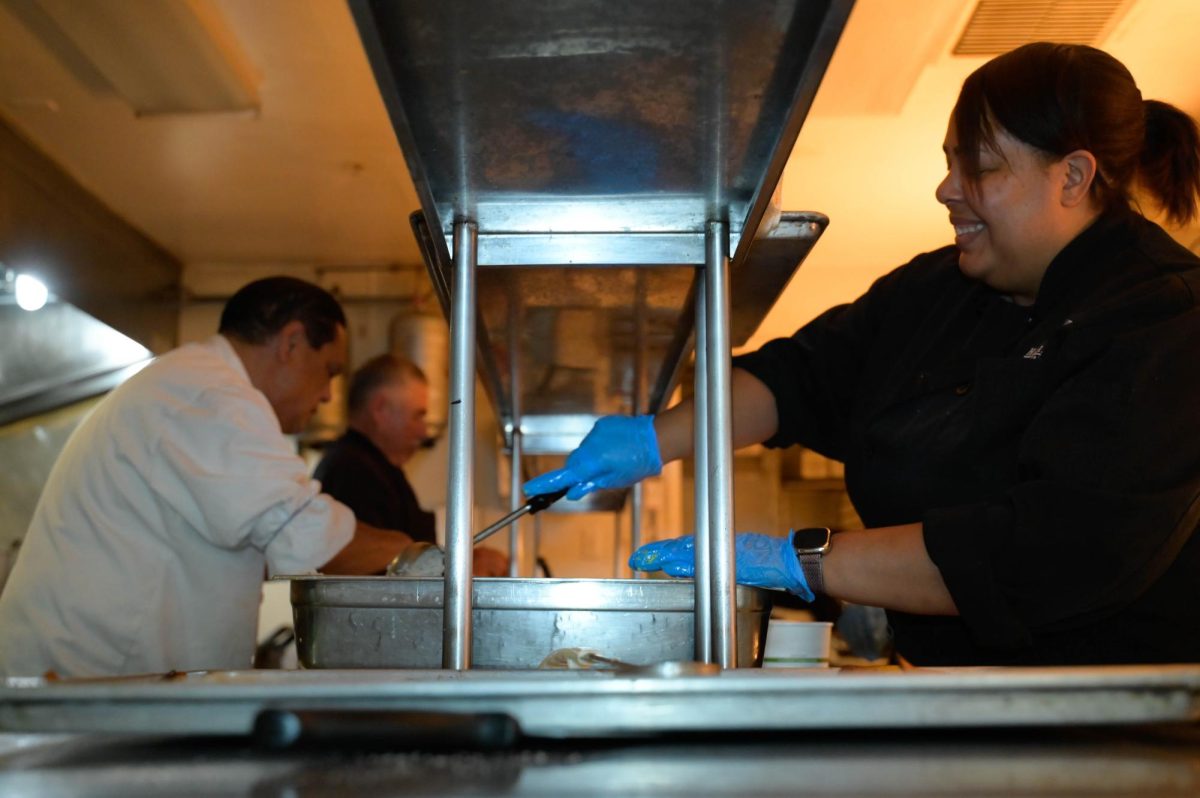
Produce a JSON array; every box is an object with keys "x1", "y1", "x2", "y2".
[{"x1": 1060, "y1": 149, "x2": 1099, "y2": 208}]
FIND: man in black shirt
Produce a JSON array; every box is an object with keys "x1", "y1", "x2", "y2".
[{"x1": 315, "y1": 354, "x2": 508, "y2": 575}]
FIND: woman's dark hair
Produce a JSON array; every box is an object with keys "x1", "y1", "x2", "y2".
[
  {"x1": 953, "y1": 42, "x2": 1200, "y2": 225},
  {"x1": 218, "y1": 276, "x2": 346, "y2": 349}
]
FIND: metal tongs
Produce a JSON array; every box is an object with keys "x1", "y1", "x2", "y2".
[
  {"x1": 472, "y1": 486, "x2": 569, "y2": 544},
  {"x1": 386, "y1": 487, "x2": 569, "y2": 576}
]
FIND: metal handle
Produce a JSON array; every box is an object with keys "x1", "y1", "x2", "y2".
[
  {"x1": 253, "y1": 708, "x2": 521, "y2": 751},
  {"x1": 473, "y1": 487, "x2": 568, "y2": 545}
]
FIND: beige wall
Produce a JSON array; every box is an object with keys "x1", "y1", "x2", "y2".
[{"x1": 0, "y1": 398, "x2": 98, "y2": 563}]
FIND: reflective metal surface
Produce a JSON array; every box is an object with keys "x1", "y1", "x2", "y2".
[
  {"x1": 481, "y1": 266, "x2": 692, "y2": 419},
  {"x1": 4, "y1": 666, "x2": 1200, "y2": 738},
  {"x1": 416, "y1": 213, "x2": 828, "y2": 452},
  {"x1": 290, "y1": 577, "x2": 771, "y2": 669},
  {"x1": 350, "y1": 0, "x2": 849, "y2": 667},
  {"x1": 444, "y1": 220, "x2": 479, "y2": 670},
  {"x1": 693, "y1": 276, "x2": 712, "y2": 662},
  {"x1": 0, "y1": 400, "x2": 95, "y2": 551},
  {"x1": 389, "y1": 313, "x2": 450, "y2": 441},
  {"x1": 352, "y1": 0, "x2": 848, "y2": 262},
  {"x1": 704, "y1": 220, "x2": 738, "y2": 667},
  {"x1": 0, "y1": 301, "x2": 151, "y2": 426},
  {"x1": 353, "y1": 0, "x2": 845, "y2": 440},
  {"x1": 5, "y1": 725, "x2": 1200, "y2": 798}
]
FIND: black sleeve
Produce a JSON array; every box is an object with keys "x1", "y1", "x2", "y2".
[{"x1": 733, "y1": 254, "x2": 938, "y2": 460}]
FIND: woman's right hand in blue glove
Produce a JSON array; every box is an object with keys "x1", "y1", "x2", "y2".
[
  {"x1": 628, "y1": 532, "x2": 814, "y2": 602},
  {"x1": 522, "y1": 414, "x2": 662, "y2": 501}
]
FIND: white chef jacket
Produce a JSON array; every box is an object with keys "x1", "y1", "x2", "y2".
[{"x1": 0, "y1": 335, "x2": 354, "y2": 678}]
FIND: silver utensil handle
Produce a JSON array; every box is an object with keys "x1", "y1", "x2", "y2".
[{"x1": 473, "y1": 504, "x2": 532, "y2": 544}]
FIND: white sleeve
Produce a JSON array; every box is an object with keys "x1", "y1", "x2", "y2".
[
  {"x1": 263, "y1": 491, "x2": 356, "y2": 577},
  {"x1": 148, "y1": 384, "x2": 354, "y2": 572}
]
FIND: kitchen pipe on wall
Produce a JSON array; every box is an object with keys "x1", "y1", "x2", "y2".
[{"x1": 390, "y1": 312, "x2": 450, "y2": 445}]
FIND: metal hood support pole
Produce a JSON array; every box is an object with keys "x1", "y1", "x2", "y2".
[
  {"x1": 443, "y1": 220, "x2": 478, "y2": 669},
  {"x1": 704, "y1": 221, "x2": 737, "y2": 667}
]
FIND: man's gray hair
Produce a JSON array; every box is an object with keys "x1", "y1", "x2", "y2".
[{"x1": 347, "y1": 353, "x2": 427, "y2": 417}]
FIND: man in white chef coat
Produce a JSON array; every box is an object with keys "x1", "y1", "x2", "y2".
[{"x1": 0, "y1": 276, "x2": 417, "y2": 678}]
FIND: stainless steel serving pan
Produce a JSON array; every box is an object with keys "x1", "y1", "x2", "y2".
[{"x1": 291, "y1": 577, "x2": 771, "y2": 669}]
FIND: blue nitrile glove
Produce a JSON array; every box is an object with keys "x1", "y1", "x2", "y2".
[
  {"x1": 628, "y1": 532, "x2": 813, "y2": 602},
  {"x1": 522, "y1": 414, "x2": 662, "y2": 501}
]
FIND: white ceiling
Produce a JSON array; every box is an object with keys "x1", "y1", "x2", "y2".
[
  {"x1": 0, "y1": 0, "x2": 420, "y2": 267},
  {"x1": 2, "y1": 0, "x2": 1199, "y2": 350}
]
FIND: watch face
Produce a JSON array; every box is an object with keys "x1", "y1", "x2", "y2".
[{"x1": 792, "y1": 527, "x2": 831, "y2": 552}]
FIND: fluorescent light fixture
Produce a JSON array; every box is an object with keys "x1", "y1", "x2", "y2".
[
  {"x1": 17, "y1": 0, "x2": 259, "y2": 115},
  {"x1": 15, "y1": 273, "x2": 49, "y2": 311}
]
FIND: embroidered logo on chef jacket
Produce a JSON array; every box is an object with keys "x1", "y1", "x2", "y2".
[{"x1": 1022, "y1": 319, "x2": 1071, "y2": 359}]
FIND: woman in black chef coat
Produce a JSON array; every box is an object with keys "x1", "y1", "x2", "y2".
[{"x1": 524, "y1": 42, "x2": 1200, "y2": 666}]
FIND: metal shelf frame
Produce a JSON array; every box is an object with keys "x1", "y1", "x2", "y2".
[{"x1": 349, "y1": 0, "x2": 855, "y2": 667}]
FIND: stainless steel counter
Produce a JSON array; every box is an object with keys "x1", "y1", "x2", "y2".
[
  {"x1": 4, "y1": 724, "x2": 1200, "y2": 797},
  {"x1": 4, "y1": 666, "x2": 1198, "y2": 737},
  {"x1": 4, "y1": 665, "x2": 1199, "y2": 795}
]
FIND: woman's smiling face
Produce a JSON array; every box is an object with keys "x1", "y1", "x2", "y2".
[{"x1": 935, "y1": 118, "x2": 1073, "y2": 306}]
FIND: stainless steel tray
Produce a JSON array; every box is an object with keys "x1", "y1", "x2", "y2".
[
  {"x1": 290, "y1": 577, "x2": 771, "y2": 669},
  {"x1": 4, "y1": 666, "x2": 1199, "y2": 738}
]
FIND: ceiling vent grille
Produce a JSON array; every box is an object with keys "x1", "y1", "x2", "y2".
[{"x1": 953, "y1": 0, "x2": 1132, "y2": 56}]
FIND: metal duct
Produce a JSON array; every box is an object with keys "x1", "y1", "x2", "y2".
[{"x1": 390, "y1": 313, "x2": 450, "y2": 443}]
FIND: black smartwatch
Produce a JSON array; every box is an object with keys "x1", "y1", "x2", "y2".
[{"x1": 790, "y1": 527, "x2": 832, "y2": 596}]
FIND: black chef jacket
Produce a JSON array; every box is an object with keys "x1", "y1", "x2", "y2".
[
  {"x1": 314, "y1": 429, "x2": 436, "y2": 545},
  {"x1": 734, "y1": 207, "x2": 1200, "y2": 665}
]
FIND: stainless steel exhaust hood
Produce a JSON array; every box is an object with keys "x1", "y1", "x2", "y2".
[{"x1": 0, "y1": 301, "x2": 152, "y2": 427}]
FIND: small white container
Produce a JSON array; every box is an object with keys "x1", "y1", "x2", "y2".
[{"x1": 762, "y1": 620, "x2": 832, "y2": 668}]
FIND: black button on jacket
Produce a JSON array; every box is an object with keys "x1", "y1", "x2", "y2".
[{"x1": 735, "y1": 209, "x2": 1200, "y2": 665}]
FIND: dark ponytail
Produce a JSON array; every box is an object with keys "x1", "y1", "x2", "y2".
[{"x1": 1140, "y1": 99, "x2": 1200, "y2": 226}]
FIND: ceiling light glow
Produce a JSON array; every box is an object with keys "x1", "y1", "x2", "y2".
[{"x1": 15, "y1": 274, "x2": 49, "y2": 311}]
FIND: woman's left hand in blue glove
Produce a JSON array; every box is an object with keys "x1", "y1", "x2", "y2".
[{"x1": 628, "y1": 532, "x2": 813, "y2": 602}]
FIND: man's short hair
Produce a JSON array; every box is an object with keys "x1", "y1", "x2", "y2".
[
  {"x1": 219, "y1": 276, "x2": 346, "y2": 349},
  {"x1": 347, "y1": 353, "x2": 428, "y2": 417}
]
